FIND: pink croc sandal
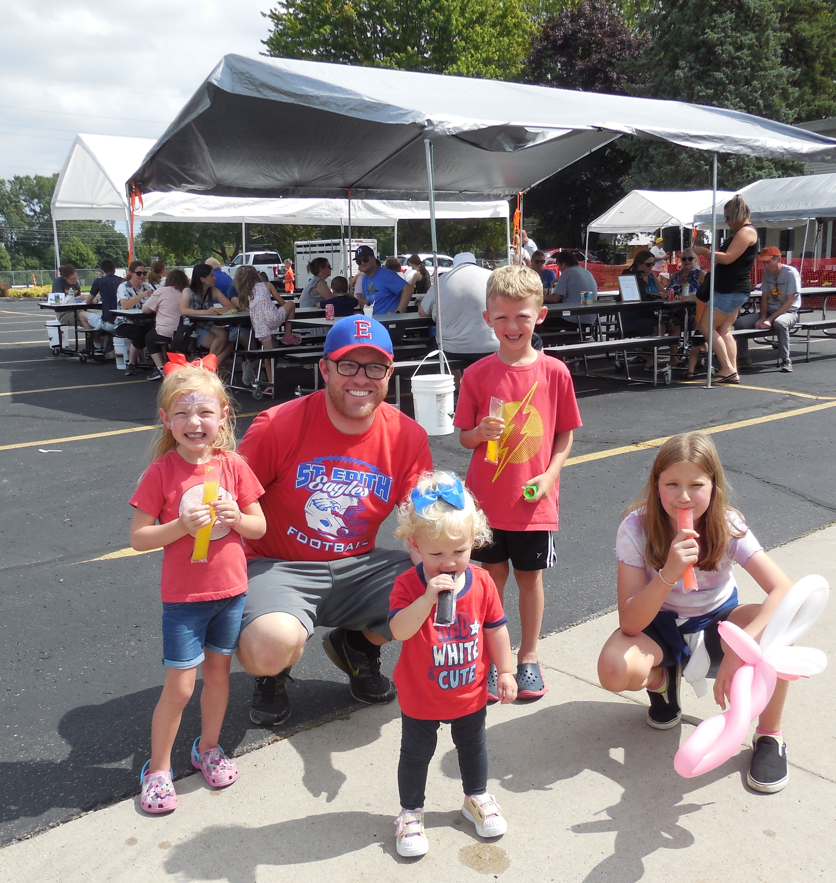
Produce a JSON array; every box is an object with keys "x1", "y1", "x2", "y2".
[
  {"x1": 191, "y1": 738, "x2": 239, "y2": 788},
  {"x1": 281, "y1": 334, "x2": 302, "y2": 346},
  {"x1": 140, "y1": 761, "x2": 177, "y2": 814}
]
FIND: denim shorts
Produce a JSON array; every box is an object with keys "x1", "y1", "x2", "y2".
[
  {"x1": 712, "y1": 292, "x2": 749, "y2": 315},
  {"x1": 195, "y1": 324, "x2": 216, "y2": 347},
  {"x1": 161, "y1": 592, "x2": 247, "y2": 669}
]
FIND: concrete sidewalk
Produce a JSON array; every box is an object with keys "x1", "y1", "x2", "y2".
[{"x1": 3, "y1": 526, "x2": 834, "y2": 882}]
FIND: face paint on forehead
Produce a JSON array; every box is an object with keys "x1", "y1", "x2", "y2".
[{"x1": 173, "y1": 391, "x2": 219, "y2": 413}]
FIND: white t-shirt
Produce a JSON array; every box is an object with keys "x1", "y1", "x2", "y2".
[
  {"x1": 424, "y1": 263, "x2": 498, "y2": 354},
  {"x1": 759, "y1": 264, "x2": 802, "y2": 314},
  {"x1": 614, "y1": 508, "x2": 762, "y2": 617}
]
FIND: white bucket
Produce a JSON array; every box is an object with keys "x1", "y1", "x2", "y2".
[
  {"x1": 411, "y1": 350, "x2": 456, "y2": 436},
  {"x1": 45, "y1": 321, "x2": 62, "y2": 348},
  {"x1": 113, "y1": 336, "x2": 130, "y2": 370}
]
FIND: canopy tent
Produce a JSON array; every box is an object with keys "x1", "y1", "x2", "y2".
[
  {"x1": 50, "y1": 133, "x2": 509, "y2": 263},
  {"x1": 694, "y1": 172, "x2": 836, "y2": 228},
  {"x1": 128, "y1": 54, "x2": 836, "y2": 381},
  {"x1": 588, "y1": 190, "x2": 736, "y2": 235}
]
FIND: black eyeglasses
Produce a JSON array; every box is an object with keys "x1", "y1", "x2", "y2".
[
  {"x1": 356, "y1": 256, "x2": 373, "y2": 265},
  {"x1": 681, "y1": 257, "x2": 695, "y2": 262},
  {"x1": 642, "y1": 261, "x2": 654, "y2": 268},
  {"x1": 327, "y1": 358, "x2": 391, "y2": 379},
  {"x1": 134, "y1": 270, "x2": 147, "y2": 276},
  {"x1": 533, "y1": 259, "x2": 546, "y2": 265}
]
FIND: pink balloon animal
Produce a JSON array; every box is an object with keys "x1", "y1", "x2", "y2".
[{"x1": 674, "y1": 575, "x2": 829, "y2": 778}]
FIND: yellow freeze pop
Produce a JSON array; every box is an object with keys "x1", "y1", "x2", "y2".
[
  {"x1": 191, "y1": 472, "x2": 219, "y2": 563},
  {"x1": 485, "y1": 397, "x2": 505, "y2": 464}
]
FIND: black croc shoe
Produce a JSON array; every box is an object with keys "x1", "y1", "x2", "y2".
[{"x1": 646, "y1": 664, "x2": 681, "y2": 729}]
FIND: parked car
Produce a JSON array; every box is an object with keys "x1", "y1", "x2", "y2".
[
  {"x1": 222, "y1": 250, "x2": 285, "y2": 284},
  {"x1": 397, "y1": 253, "x2": 455, "y2": 276},
  {"x1": 544, "y1": 247, "x2": 600, "y2": 271}
]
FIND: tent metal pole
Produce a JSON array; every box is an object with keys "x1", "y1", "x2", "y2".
[
  {"x1": 241, "y1": 222, "x2": 246, "y2": 255},
  {"x1": 393, "y1": 219, "x2": 398, "y2": 258},
  {"x1": 52, "y1": 218, "x2": 60, "y2": 271},
  {"x1": 424, "y1": 137, "x2": 444, "y2": 371},
  {"x1": 506, "y1": 212, "x2": 511, "y2": 264},
  {"x1": 584, "y1": 228, "x2": 590, "y2": 269},
  {"x1": 347, "y1": 192, "x2": 352, "y2": 274},
  {"x1": 705, "y1": 154, "x2": 718, "y2": 389},
  {"x1": 800, "y1": 219, "x2": 810, "y2": 280}
]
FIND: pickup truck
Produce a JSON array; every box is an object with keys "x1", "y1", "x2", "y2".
[{"x1": 222, "y1": 251, "x2": 286, "y2": 284}]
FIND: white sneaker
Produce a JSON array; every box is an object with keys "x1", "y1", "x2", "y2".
[
  {"x1": 462, "y1": 793, "x2": 507, "y2": 838},
  {"x1": 395, "y1": 808, "x2": 429, "y2": 857}
]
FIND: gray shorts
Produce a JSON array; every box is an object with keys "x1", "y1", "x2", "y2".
[{"x1": 243, "y1": 548, "x2": 412, "y2": 639}]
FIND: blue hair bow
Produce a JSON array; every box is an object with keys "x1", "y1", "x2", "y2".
[{"x1": 411, "y1": 478, "x2": 466, "y2": 515}]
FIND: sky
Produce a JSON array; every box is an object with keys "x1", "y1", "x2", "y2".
[{"x1": 1, "y1": 0, "x2": 274, "y2": 179}]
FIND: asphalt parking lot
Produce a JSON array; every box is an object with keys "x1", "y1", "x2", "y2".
[{"x1": 1, "y1": 299, "x2": 834, "y2": 844}]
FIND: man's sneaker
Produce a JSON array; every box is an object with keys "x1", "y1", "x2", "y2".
[
  {"x1": 747, "y1": 734, "x2": 788, "y2": 793},
  {"x1": 646, "y1": 664, "x2": 681, "y2": 729},
  {"x1": 249, "y1": 668, "x2": 292, "y2": 726},
  {"x1": 147, "y1": 367, "x2": 164, "y2": 381},
  {"x1": 462, "y1": 794, "x2": 507, "y2": 838},
  {"x1": 780, "y1": 358, "x2": 793, "y2": 373},
  {"x1": 737, "y1": 356, "x2": 753, "y2": 369},
  {"x1": 395, "y1": 809, "x2": 429, "y2": 857},
  {"x1": 322, "y1": 627, "x2": 396, "y2": 704}
]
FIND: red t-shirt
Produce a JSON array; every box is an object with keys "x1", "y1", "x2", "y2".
[
  {"x1": 130, "y1": 451, "x2": 264, "y2": 603},
  {"x1": 389, "y1": 564, "x2": 507, "y2": 720},
  {"x1": 454, "y1": 352, "x2": 582, "y2": 531},
  {"x1": 238, "y1": 391, "x2": 433, "y2": 561}
]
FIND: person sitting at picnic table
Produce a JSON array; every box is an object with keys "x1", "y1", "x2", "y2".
[
  {"x1": 320, "y1": 275, "x2": 358, "y2": 316},
  {"x1": 355, "y1": 245, "x2": 414, "y2": 316},
  {"x1": 180, "y1": 263, "x2": 236, "y2": 370},
  {"x1": 205, "y1": 257, "x2": 234, "y2": 296},
  {"x1": 665, "y1": 249, "x2": 705, "y2": 374},
  {"x1": 117, "y1": 261, "x2": 155, "y2": 377},
  {"x1": 86, "y1": 258, "x2": 125, "y2": 354},
  {"x1": 147, "y1": 261, "x2": 166, "y2": 289},
  {"x1": 545, "y1": 250, "x2": 598, "y2": 334},
  {"x1": 299, "y1": 257, "x2": 332, "y2": 308},
  {"x1": 140, "y1": 269, "x2": 190, "y2": 381},
  {"x1": 52, "y1": 264, "x2": 89, "y2": 328},
  {"x1": 620, "y1": 250, "x2": 666, "y2": 370},
  {"x1": 531, "y1": 250, "x2": 556, "y2": 296},
  {"x1": 405, "y1": 254, "x2": 432, "y2": 296}
]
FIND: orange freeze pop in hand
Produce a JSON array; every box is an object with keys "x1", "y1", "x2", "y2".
[{"x1": 678, "y1": 507, "x2": 698, "y2": 591}]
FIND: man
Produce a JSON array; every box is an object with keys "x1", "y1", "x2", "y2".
[
  {"x1": 355, "y1": 245, "x2": 414, "y2": 315},
  {"x1": 520, "y1": 229, "x2": 538, "y2": 261},
  {"x1": 116, "y1": 261, "x2": 154, "y2": 375},
  {"x1": 735, "y1": 246, "x2": 801, "y2": 372},
  {"x1": 418, "y1": 252, "x2": 498, "y2": 368},
  {"x1": 52, "y1": 264, "x2": 91, "y2": 329},
  {"x1": 205, "y1": 257, "x2": 234, "y2": 296},
  {"x1": 650, "y1": 237, "x2": 669, "y2": 273},
  {"x1": 545, "y1": 250, "x2": 598, "y2": 330},
  {"x1": 237, "y1": 316, "x2": 433, "y2": 725},
  {"x1": 86, "y1": 259, "x2": 124, "y2": 352}
]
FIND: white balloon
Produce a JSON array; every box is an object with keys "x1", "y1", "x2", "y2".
[{"x1": 759, "y1": 575, "x2": 829, "y2": 654}]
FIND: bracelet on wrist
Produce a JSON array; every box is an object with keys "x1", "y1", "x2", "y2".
[
  {"x1": 657, "y1": 568, "x2": 676, "y2": 587},
  {"x1": 232, "y1": 512, "x2": 243, "y2": 528}
]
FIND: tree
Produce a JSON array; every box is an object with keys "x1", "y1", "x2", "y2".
[
  {"x1": 0, "y1": 243, "x2": 10, "y2": 271},
  {"x1": 780, "y1": 0, "x2": 836, "y2": 122},
  {"x1": 625, "y1": 0, "x2": 804, "y2": 190},
  {"x1": 263, "y1": 0, "x2": 533, "y2": 80},
  {"x1": 136, "y1": 222, "x2": 242, "y2": 266},
  {"x1": 522, "y1": 1, "x2": 646, "y2": 247},
  {"x1": 60, "y1": 236, "x2": 97, "y2": 269},
  {"x1": 0, "y1": 174, "x2": 57, "y2": 268}
]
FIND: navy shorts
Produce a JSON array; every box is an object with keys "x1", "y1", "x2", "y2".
[
  {"x1": 161, "y1": 593, "x2": 247, "y2": 669},
  {"x1": 470, "y1": 528, "x2": 555, "y2": 572}
]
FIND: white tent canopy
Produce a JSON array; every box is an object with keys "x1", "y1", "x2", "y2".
[
  {"x1": 52, "y1": 134, "x2": 509, "y2": 226},
  {"x1": 130, "y1": 55, "x2": 836, "y2": 200},
  {"x1": 588, "y1": 189, "x2": 736, "y2": 234},
  {"x1": 694, "y1": 172, "x2": 836, "y2": 228}
]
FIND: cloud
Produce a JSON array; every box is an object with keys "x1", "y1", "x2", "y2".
[{"x1": 1, "y1": 0, "x2": 273, "y2": 176}]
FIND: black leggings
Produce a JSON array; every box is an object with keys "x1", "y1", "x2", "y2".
[
  {"x1": 145, "y1": 328, "x2": 172, "y2": 356},
  {"x1": 398, "y1": 706, "x2": 487, "y2": 810}
]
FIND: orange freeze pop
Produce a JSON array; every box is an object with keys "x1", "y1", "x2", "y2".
[
  {"x1": 678, "y1": 508, "x2": 698, "y2": 590},
  {"x1": 191, "y1": 474, "x2": 219, "y2": 563}
]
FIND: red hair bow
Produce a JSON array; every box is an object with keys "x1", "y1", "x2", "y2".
[{"x1": 162, "y1": 353, "x2": 218, "y2": 375}]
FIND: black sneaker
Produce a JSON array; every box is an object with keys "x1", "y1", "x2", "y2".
[
  {"x1": 147, "y1": 367, "x2": 163, "y2": 381},
  {"x1": 646, "y1": 664, "x2": 681, "y2": 729},
  {"x1": 249, "y1": 668, "x2": 292, "y2": 726},
  {"x1": 322, "y1": 627, "x2": 396, "y2": 704},
  {"x1": 124, "y1": 362, "x2": 137, "y2": 376},
  {"x1": 747, "y1": 735, "x2": 788, "y2": 793}
]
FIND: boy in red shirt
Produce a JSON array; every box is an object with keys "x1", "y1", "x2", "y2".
[{"x1": 454, "y1": 265, "x2": 582, "y2": 699}]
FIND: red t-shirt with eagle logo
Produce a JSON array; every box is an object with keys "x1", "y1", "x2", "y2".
[{"x1": 454, "y1": 352, "x2": 582, "y2": 531}]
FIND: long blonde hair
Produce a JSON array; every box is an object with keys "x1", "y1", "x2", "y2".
[
  {"x1": 151, "y1": 366, "x2": 236, "y2": 461},
  {"x1": 233, "y1": 264, "x2": 262, "y2": 310},
  {"x1": 627, "y1": 432, "x2": 745, "y2": 572}
]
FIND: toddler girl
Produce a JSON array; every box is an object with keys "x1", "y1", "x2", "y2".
[
  {"x1": 597, "y1": 432, "x2": 795, "y2": 793},
  {"x1": 130, "y1": 364, "x2": 266, "y2": 813},
  {"x1": 389, "y1": 472, "x2": 517, "y2": 857}
]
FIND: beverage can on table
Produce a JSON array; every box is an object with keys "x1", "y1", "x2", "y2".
[{"x1": 325, "y1": 303, "x2": 335, "y2": 321}]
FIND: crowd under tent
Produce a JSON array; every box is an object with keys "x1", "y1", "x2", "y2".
[
  {"x1": 128, "y1": 54, "x2": 836, "y2": 381},
  {"x1": 50, "y1": 134, "x2": 510, "y2": 265}
]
